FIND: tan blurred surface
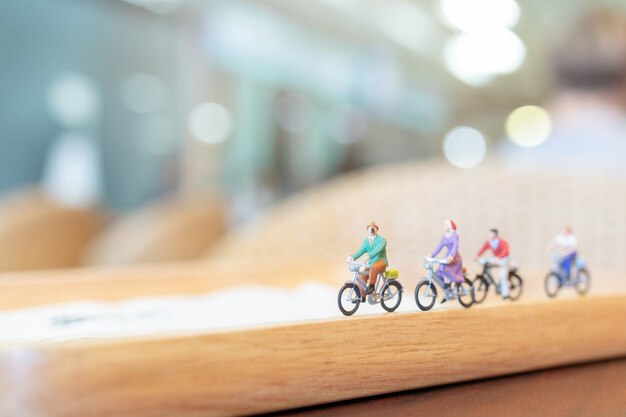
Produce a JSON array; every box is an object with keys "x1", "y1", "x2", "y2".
[
  {"x1": 84, "y1": 198, "x2": 225, "y2": 266},
  {"x1": 0, "y1": 189, "x2": 102, "y2": 271},
  {"x1": 0, "y1": 257, "x2": 338, "y2": 312}
]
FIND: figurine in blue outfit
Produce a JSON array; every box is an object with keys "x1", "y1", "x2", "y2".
[{"x1": 548, "y1": 226, "x2": 578, "y2": 282}]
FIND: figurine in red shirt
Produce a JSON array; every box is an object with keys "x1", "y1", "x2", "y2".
[{"x1": 475, "y1": 228, "x2": 511, "y2": 299}]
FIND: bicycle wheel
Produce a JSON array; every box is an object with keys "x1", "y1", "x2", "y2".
[
  {"x1": 472, "y1": 275, "x2": 489, "y2": 304},
  {"x1": 337, "y1": 283, "x2": 361, "y2": 316},
  {"x1": 380, "y1": 281, "x2": 403, "y2": 312},
  {"x1": 544, "y1": 272, "x2": 561, "y2": 298},
  {"x1": 508, "y1": 273, "x2": 523, "y2": 301},
  {"x1": 456, "y1": 278, "x2": 474, "y2": 308},
  {"x1": 414, "y1": 280, "x2": 437, "y2": 311},
  {"x1": 574, "y1": 269, "x2": 591, "y2": 295}
]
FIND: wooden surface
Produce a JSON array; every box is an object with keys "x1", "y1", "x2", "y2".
[
  {"x1": 0, "y1": 294, "x2": 624, "y2": 417},
  {"x1": 273, "y1": 358, "x2": 626, "y2": 417},
  {"x1": 0, "y1": 258, "x2": 340, "y2": 312}
]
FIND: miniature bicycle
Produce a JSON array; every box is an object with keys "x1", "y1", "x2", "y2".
[
  {"x1": 414, "y1": 257, "x2": 474, "y2": 311},
  {"x1": 544, "y1": 256, "x2": 590, "y2": 298},
  {"x1": 337, "y1": 261, "x2": 403, "y2": 316},
  {"x1": 472, "y1": 258, "x2": 523, "y2": 304}
]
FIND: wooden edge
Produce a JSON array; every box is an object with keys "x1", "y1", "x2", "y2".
[{"x1": 0, "y1": 294, "x2": 625, "y2": 417}]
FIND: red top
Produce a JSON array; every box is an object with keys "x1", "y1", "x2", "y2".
[{"x1": 476, "y1": 239, "x2": 509, "y2": 259}]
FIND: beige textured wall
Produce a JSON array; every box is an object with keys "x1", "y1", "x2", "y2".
[{"x1": 207, "y1": 160, "x2": 624, "y2": 277}]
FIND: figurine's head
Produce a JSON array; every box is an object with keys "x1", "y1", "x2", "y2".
[
  {"x1": 366, "y1": 221, "x2": 379, "y2": 236},
  {"x1": 444, "y1": 219, "x2": 457, "y2": 233},
  {"x1": 489, "y1": 228, "x2": 499, "y2": 240},
  {"x1": 564, "y1": 225, "x2": 573, "y2": 235}
]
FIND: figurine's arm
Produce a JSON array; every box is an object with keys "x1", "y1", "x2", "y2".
[
  {"x1": 475, "y1": 241, "x2": 489, "y2": 258},
  {"x1": 351, "y1": 239, "x2": 367, "y2": 260},
  {"x1": 448, "y1": 234, "x2": 459, "y2": 258},
  {"x1": 501, "y1": 240, "x2": 510, "y2": 257},
  {"x1": 430, "y1": 237, "x2": 445, "y2": 257}
]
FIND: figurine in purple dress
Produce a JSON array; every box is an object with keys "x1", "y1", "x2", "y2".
[{"x1": 430, "y1": 219, "x2": 464, "y2": 284}]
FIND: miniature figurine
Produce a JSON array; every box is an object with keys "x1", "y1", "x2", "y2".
[
  {"x1": 338, "y1": 221, "x2": 402, "y2": 316},
  {"x1": 473, "y1": 228, "x2": 524, "y2": 303},
  {"x1": 414, "y1": 219, "x2": 474, "y2": 310},
  {"x1": 347, "y1": 221, "x2": 388, "y2": 296},
  {"x1": 544, "y1": 226, "x2": 591, "y2": 297},
  {"x1": 548, "y1": 226, "x2": 578, "y2": 281},
  {"x1": 429, "y1": 219, "x2": 464, "y2": 299},
  {"x1": 475, "y1": 228, "x2": 511, "y2": 299}
]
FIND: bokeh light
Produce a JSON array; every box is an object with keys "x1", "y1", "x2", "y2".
[
  {"x1": 42, "y1": 133, "x2": 101, "y2": 207},
  {"x1": 275, "y1": 93, "x2": 315, "y2": 134},
  {"x1": 443, "y1": 126, "x2": 487, "y2": 169},
  {"x1": 439, "y1": 0, "x2": 520, "y2": 33},
  {"x1": 47, "y1": 73, "x2": 100, "y2": 127},
  {"x1": 444, "y1": 30, "x2": 526, "y2": 86},
  {"x1": 187, "y1": 102, "x2": 234, "y2": 144},
  {"x1": 505, "y1": 105, "x2": 552, "y2": 147},
  {"x1": 121, "y1": 73, "x2": 167, "y2": 114}
]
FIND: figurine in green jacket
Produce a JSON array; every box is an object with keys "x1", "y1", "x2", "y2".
[{"x1": 346, "y1": 221, "x2": 388, "y2": 295}]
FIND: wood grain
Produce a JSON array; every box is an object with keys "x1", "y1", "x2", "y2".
[{"x1": 0, "y1": 294, "x2": 624, "y2": 417}]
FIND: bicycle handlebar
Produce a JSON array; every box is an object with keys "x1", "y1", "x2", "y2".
[
  {"x1": 423, "y1": 256, "x2": 449, "y2": 264},
  {"x1": 347, "y1": 261, "x2": 368, "y2": 272},
  {"x1": 476, "y1": 258, "x2": 490, "y2": 266}
]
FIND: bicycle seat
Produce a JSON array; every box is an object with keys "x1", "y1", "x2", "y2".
[{"x1": 384, "y1": 269, "x2": 398, "y2": 279}]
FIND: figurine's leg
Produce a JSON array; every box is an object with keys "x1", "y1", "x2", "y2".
[
  {"x1": 357, "y1": 273, "x2": 368, "y2": 299},
  {"x1": 436, "y1": 265, "x2": 448, "y2": 285},
  {"x1": 499, "y1": 258, "x2": 509, "y2": 298},
  {"x1": 560, "y1": 253, "x2": 576, "y2": 282},
  {"x1": 368, "y1": 261, "x2": 385, "y2": 285},
  {"x1": 367, "y1": 261, "x2": 385, "y2": 294},
  {"x1": 437, "y1": 268, "x2": 454, "y2": 299}
]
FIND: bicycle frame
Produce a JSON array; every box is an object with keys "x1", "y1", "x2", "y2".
[
  {"x1": 477, "y1": 259, "x2": 515, "y2": 287},
  {"x1": 344, "y1": 262, "x2": 386, "y2": 303},
  {"x1": 550, "y1": 259, "x2": 583, "y2": 286},
  {"x1": 480, "y1": 265, "x2": 496, "y2": 286},
  {"x1": 420, "y1": 259, "x2": 449, "y2": 297}
]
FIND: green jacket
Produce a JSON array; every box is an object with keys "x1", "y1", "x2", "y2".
[{"x1": 352, "y1": 235, "x2": 388, "y2": 266}]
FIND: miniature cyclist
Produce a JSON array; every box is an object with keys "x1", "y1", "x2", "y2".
[
  {"x1": 347, "y1": 221, "x2": 388, "y2": 297},
  {"x1": 475, "y1": 228, "x2": 511, "y2": 299},
  {"x1": 547, "y1": 226, "x2": 578, "y2": 282},
  {"x1": 429, "y1": 219, "x2": 463, "y2": 300}
]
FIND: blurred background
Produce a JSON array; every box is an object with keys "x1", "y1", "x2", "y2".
[{"x1": 0, "y1": 0, "x2": 625, "y2": 274}]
